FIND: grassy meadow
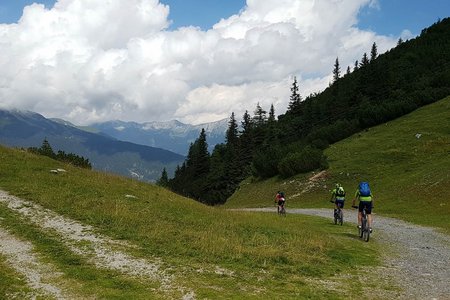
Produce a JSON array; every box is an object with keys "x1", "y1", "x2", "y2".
[
  {"x1": 0, "y1": 146, "x2": 385, "y2": 298},
  {"x1": 226, "y1": 96, "x2": 450, "y2": 233}
]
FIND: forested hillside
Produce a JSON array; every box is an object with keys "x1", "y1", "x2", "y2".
[{"x1": 164, "y1": 18, "x2": 450, "y2": 205}]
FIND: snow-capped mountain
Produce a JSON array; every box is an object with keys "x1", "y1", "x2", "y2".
[{"x1": 90, "y1": 119, "x2": 229, "y2": 155}]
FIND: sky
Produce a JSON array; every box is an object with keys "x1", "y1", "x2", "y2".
[{"x1": 0, "y1": 0, "x2": 448, "y2": 125}]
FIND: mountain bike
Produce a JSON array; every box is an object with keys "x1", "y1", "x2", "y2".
[
  {"x1": 330, "y1": 200, "x2": 343, "y2": 225},
  {"x1": 352, "y1": 205, "x2": 370, "y2": 242},
  {"x1": 277, "y1": 202, "x2": 286, "y2": 217}
]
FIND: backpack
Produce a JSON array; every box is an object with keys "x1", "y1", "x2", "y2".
[
  {"x1": 359, "y1": 182, "x2": 371, "y2": 197},
  {"x1": 336, "y1": 186, "x2": 345, "y2": 197}
]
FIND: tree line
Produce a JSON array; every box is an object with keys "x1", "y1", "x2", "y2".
[
  {"x1": 160, "y1": 18, "x2": 450, "y2": 205},
  {"x1": 28, "y1": 139, "x2": 92, "y2": 169}
]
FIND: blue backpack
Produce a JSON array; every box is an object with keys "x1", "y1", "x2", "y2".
[{"x1": 359, "y1": 182, "x2": 371, "y2": 197}]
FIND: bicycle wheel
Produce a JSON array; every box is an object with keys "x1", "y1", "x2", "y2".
[
  {"x1": 281, "y1": 206, "x2": 286, "y2": 217},
  {"x1": 360, "y1": 218, "x2": 365, "y2": 238},
  {"x1": 363, "y1": 225, "x2": 370, "y2": 242},
  {"x1": 334, "y1": 210, "x2": 337, "y2": 224},
  {"x1": 339, "y1": 210, "x2": 343, "y2": 226}
]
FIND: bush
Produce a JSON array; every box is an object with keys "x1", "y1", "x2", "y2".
[
  {"x1": 251, "y1": 146, "x2": 283, "y2": 179},
  {"x1": 278, "y1": 146, "x2": 328, "y2": 178}
]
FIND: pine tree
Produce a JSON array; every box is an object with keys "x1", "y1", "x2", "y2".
[
  {"x1": 157, "y1": 168, "x2": 169, "y2": 187},
  {"x1": 397, "y1": 38, "x2": 403, "y2": 46},
  {"x1": 287, "y1": 76, "x2": 302, "y2": 113},
  {"x1": 39, "y1": 138, "x2": 55, "y2": 158},
  {"x1": 370, "y1": 42, "x2": 378, "y2": 62},
  {"x1": 252, "y1": 102, "x2": 267, "y2": 126},
  {"x1": 225, "y1": 112, "x2": 239, "y2": 147},
  {"x1": 268, "y1": 104, "x2": 276, "y2": 124},
  {"x1": 241, "y1": 110, "x2": 252, "y2": 134},
  {"x1": 193, "y1": 128, "x2": 210, "y2": 176},
  {"x1": 333, "y1": 57, "x2": 341, "y2": 82},
  {"x1": 360, "y1": 53, "x2": 369, "y2": 67},
  {"x1": 239, "y1": 110, "x2": 254, "y2": 170},
  {"x1": 346, "y1": 66, "x2": 351, "y2": 75},
  {"x1": 354, "y1": 60, "x2": 359, "y2": 71}
]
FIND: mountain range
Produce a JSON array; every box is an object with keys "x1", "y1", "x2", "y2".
[
  {"x1": 87, "y1": 118, "x2": 228, "y2": 155},
  {"x1": 0, "y1": 109, "x2": 185, "y2": 182}
]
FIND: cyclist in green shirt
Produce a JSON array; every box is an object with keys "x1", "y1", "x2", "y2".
[
  {"x1": 330, "y1": 183, "x2": 345, "y2": 213},
  {"x1": 352, "y1": 182, "x2": 374, "y2": 232}
]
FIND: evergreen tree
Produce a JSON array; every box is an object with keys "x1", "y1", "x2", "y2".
[
  {"x1": 252, "y1": 102, "x2": 267, "y2": 126},
  {"x1": 239, "y1": 110, "x2": 254, "y2": 170},
  {"x1": 354, "y1": 60, "x2": 359, "y2": 71},
  {"x1": 346, "y1": 66, "x2": 351, "y2": 75},
  {"x1": 370, "y1": 42, "x2": 378, "y2": 62},
  {"x1": 360, "y1": 53, "x2": 369, "y2": 67},
  {"x1": 287, "y1": 76, "x2": 302, "y2": 113},
  {"x1": 40, "y1": 138, "x2": 55, "y2": 158},
  {"x1": 157, "y1": 168, "x2": 169, "y2": 187},
  {"x1": 333, "y1": 57, "x2": 341, "y2": 82},
  {"x1": 397, "y1": 38, "x2": 404, "y2": 45},
  {"x1": 187, "y1": 129, "x2": 210, "y2": 177},
  {"x1": 268, "y1": 104, "x2": 276, "y2": 124},
  {"x1": 225, "y1": 112, "x2": 239, "y2": 147}
]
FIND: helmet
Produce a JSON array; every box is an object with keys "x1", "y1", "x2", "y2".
[{"x1": 335, "y1": 183, "x2": 341, "y2": 189}]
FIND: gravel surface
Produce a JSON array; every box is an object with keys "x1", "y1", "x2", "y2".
[
  {"x1": 0, "y1": 227, "x2": 68, "y2": 299},
  {"x1": 242, "y1": 207, "x2": 450, "y2": 300},
  {"x1": 0, "y1": 190, "x2": 194, "y2": 299}
]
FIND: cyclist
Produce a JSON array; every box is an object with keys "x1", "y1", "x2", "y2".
[
  {"x1": 275, "y1": 191, "x2": 286, "y2": 213},
  {"x1": 352, "y1": 182, "x2": 374, "y2": 233},
  {"x1": 330, "y1": 183, "x2": 346, "y2": 215}
]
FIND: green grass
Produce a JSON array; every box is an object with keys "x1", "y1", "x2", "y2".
[
  {"x1": 0, "y1": 255, "x2": 32, "y2": 299},
  {"x1": 226, "y1": 96, "x2": 450, "y2": 233},
  {"x1": 0, "y1": 207, "x2": 165, "y2": 299},
  {"x1": 0, "y1": 146, "x2": 384, "y2": 298}
]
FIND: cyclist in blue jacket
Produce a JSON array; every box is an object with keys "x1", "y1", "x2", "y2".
[{"x1": 352, "y1": 182, "x2": 374, "y2": 232}]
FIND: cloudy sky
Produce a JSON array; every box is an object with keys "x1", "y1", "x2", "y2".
[{"x1": 0, "y1": 0, "x2": 447, "y2": 125}]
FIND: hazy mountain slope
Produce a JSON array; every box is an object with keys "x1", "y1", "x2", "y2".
[
  {"x1": 90, "y1": 118, "x2": 228, "y2": 155},
  {"x1": 0, "y1": 109, "x2": 184, "y2": 181}
]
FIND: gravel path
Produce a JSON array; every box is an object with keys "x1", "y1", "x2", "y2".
[
  {"x1": 0, "y1": 227, "x2": 69, "y2": 299},
  {"x1": 0, "y1": 190, "x2": 195, "y2": 299},
  {"x1": 242, "y1": 207, "x2": 450, "y2": 300}
]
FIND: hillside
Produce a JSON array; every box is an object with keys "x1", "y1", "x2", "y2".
[
  {"x1": 0, "y1": 109, "x2": 184, "y2": 181},
  {"x1": 166, "y1": 18, "x2": 450, "y2": 205},
  {"x1": 0, "y1": 143, "x2": 392, "y2": 299},
  {"x1": 225, "y1": 96, "x2": 450, "y2": 232}
]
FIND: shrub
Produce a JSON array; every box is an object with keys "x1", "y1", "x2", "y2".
[
  {"x1": 278, "y1": 146, "x2": 328, "y2": 178},
  {"x1": 251, "y1": 146, "x2": 283, "y2": 179}
]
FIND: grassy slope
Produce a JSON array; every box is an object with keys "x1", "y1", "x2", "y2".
[
  {"x1": 0, "y1": 146, "x2": 385, "y2": 298},
  {"x1": 226, "y1": 96, "x2": 450, "y2": 233}
]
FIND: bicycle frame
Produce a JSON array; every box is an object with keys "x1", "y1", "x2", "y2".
[
  {"x1": 352, "y1": 205, "x2": 370, "y2": 242},
  {"x1": 360, "y1": 208, "x2": 370, "y2": 242},
  {"x1": 277, "y1": 202, "x2": 286, "y2": 216}
]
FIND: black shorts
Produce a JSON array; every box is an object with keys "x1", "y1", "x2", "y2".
[
  {"x1": 278, "y1": 200, "x2": 285, "y2": 206},
  {"x1": 359, "y1": 201, "x2": 372, "y2": 214},
  {"x1": 335, "y1": 200, "x2": 344, "y2": 208}
]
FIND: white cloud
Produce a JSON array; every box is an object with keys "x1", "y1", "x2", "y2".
[{"x1": 0, "y1": 0, "x2": 398, "y2": 125}]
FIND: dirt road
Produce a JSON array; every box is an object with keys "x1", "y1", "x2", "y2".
[{"x1": 243, "y1": 207, "x2": 450, "y2": 300}]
